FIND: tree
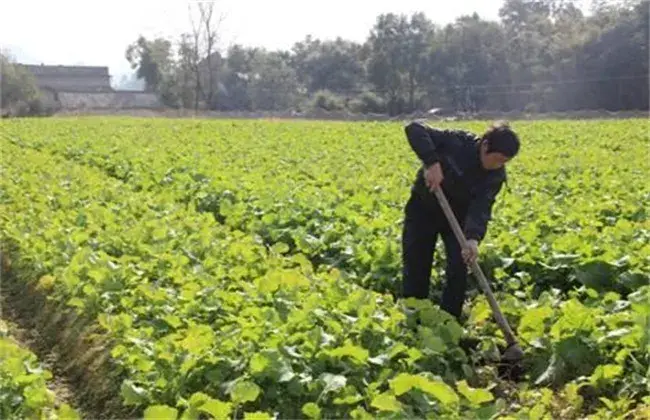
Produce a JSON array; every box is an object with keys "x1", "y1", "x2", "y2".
[
  {"x1": 403, "y1": 13, "x2": 436, "y2": 112},
  {"x1": 214, "y1": 45, "x2": 259, "y2": 111},
  {"x1": 120, "y1": 0, "x2": 648, "y2": 114},
  {"x1": 431, "y1": 14, "x2": 512, "y2": 112},
  {"x1": 498, "y1": 0, "x2": 556, "y2": 110},
  {"x1": 291, "y1": 36, "x2": 366, "y2": 95},
  {"x1": 249, "y1": 51, "x2": 300, "y2": 110},
  {"x1": 176, "y1": 33, "x2": 200, "y2": 108},
  {"x1": 125, "y1": 36, "x2": 174, "y2": 94},
  {"x1": 0, "y1": 51, "x2": 43, "y2": 116},
  {"x1": 188, "y1": 1, "x2": 226, "y2": 110},
  {"x1": 573, "y1": 0, "x2": 649, "y2": 110},
  {"x1": 366, "y1": 12, "x2": 435, "y2": 115}
]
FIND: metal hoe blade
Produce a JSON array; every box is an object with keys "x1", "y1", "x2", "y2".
[{"x1": 433, "y1": 187, "x2": 524, "y2": 363}]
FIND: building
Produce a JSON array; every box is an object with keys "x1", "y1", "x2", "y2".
[
  {"x1": 22, "y1": 64, "x2": 113, "y2": 93},
  {"x1": 19, "y1": 63, "x2": 161, "y2": 110}
]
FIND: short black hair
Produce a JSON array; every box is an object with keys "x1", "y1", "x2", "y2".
[{"x1": 482, "y1": 121, "x2": 520, "y2": 158}]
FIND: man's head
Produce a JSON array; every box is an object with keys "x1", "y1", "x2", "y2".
[{"x1": 479, "y1": 121, "x2": 520, "y2": 170}]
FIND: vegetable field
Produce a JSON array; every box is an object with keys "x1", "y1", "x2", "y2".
[
  {"x1": 1, "y1": 117, "x2": 648, "y2": 419},
  {"x1": 0, "y1": 320, "x2": 79, "y2": 419}
]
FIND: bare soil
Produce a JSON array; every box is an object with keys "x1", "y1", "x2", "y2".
[{"x1": 0, "y1": 250, "x2": 135, "y2": 420}]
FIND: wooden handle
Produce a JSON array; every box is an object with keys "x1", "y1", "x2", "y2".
[{"x1": 432, "y1": 188, "x2": 518, "y2": 346}]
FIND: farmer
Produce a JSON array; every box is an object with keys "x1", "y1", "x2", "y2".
[{"x1": 401, "y1": 120, "x2": 520, "y2": 321}]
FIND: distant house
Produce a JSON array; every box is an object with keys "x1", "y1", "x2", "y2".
[
  {"x1": 21, "y1": 64, "x2": 113, "y2": 93},
  {"x1": 19, "y1": 63, "x2": 161, "y2": 110}
]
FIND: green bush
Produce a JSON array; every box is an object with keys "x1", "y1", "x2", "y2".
[
  {"x1": 310, "y1": 89, "x2": 346, "y2": 112},
  {"x1": 0, "y1": 53, "x2": 45, "y2": 117},
  {"x1": 348, "y1": 90, "x2": 386, "y2": 114}
]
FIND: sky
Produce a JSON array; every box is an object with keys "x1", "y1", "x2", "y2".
[{"x1": 0, "y1": 0, "x2": 589, "y2": 81}]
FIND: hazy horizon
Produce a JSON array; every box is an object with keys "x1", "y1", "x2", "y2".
[{"x1": 1, "y1": 0, "x2": 600, "y2": 85}]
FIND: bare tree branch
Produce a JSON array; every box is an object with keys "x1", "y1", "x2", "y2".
[
  {"x1": 188, "y1": 3, "x2": 203, "y2": 110},
  {"x1": 186, "y1": 1, "x2": 226, "y2": 110}
]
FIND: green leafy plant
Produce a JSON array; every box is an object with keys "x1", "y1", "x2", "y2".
[
  {"x1": 1, "y1": 117, "x2": 648, "y2": 418},
  {"x1": 0, "y1": 321, "x2": 80, "y2": 419}
]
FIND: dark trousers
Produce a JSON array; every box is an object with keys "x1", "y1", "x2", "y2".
[{"x1": 401, "y1": 191, "x2": 468, "y2": 320}]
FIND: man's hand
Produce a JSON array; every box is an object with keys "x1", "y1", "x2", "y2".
[
  {"x1": 462, "y1": 239, "x2": 479, "y2": 265},
  {"x1": 424, "y1": 162, "x2": 444, "y2": 192}
]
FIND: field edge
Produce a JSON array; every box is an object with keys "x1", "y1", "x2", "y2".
[{"x1": 0, "y1": 246, "x2": 138, "y2": 420}]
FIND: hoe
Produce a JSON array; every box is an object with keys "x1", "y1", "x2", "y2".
[{"x1": 433, "y1": 187, "x2": 525, "y2": 366}]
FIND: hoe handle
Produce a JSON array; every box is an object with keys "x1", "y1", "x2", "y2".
[{"x1": 433, "y1": 187, "x2": 518, "y2": 347}]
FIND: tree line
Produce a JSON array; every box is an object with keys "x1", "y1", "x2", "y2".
[
  {"x1": 125, "y1": 0, "x2": 648, "y2": 115},
  {"x1": 2, "y1": 0, "x2": 647, "y2": 117}
]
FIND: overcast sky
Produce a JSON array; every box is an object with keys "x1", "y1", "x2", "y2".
[{"x1": 0, "y1": 0, "x2": 592, "y2": 78}]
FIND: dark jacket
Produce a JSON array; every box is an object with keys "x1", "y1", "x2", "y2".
[{"x1": 404, "y1": 120, "x2": 506, "y2": 242}]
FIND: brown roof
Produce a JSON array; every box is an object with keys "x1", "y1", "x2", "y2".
[{"x1": 20, "y1": 64, "x2": 110, "y2": 77}]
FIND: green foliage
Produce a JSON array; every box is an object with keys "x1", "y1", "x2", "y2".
[
  {"x1": 0, "y1": 321, "x2": 80, "y2": 419},
  {"x1": 366, "y1": 12, "x2": 435, "y2": 115},
  {"x1": 1, "y1": 120, "x2": 493, "y2": 418},
  {"x1": 0, "y1": 117, "x2": 648, "y2": 419},
  {"x1": 122, "y1": 1, "x2": 648, "y2": 114},
  {"x1": 309, "y1": 90, "x2": 347, "y2": 112},
  {"x1": 125, "y1": 36, "x2": 174, "y2": 94},
  {"x1": 248, "y1": 51, "x2": 301, "y2": 111},
  {"x1": 348, "y1": 90, "x2": 387, "y2": 114},
  {"x1": 291, "y1": 35, "x2": 365, "y2": 94},
  {"x1": 0, "y1": 53, "x2": 44, "y2": 117}
]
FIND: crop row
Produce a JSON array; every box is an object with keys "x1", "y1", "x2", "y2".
[
  {"x1": 1, "y1": 118, "x2": 649, "y2": 418},
  {"x1": 0, "y1": 320, "x2": 79, "y2": 419},
  {"x1": 1, "y1": 139, "x2": 505, "y2": 419},
  {"x1": 4, "y1": 118, "x2": 648, "y2": 300}
]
